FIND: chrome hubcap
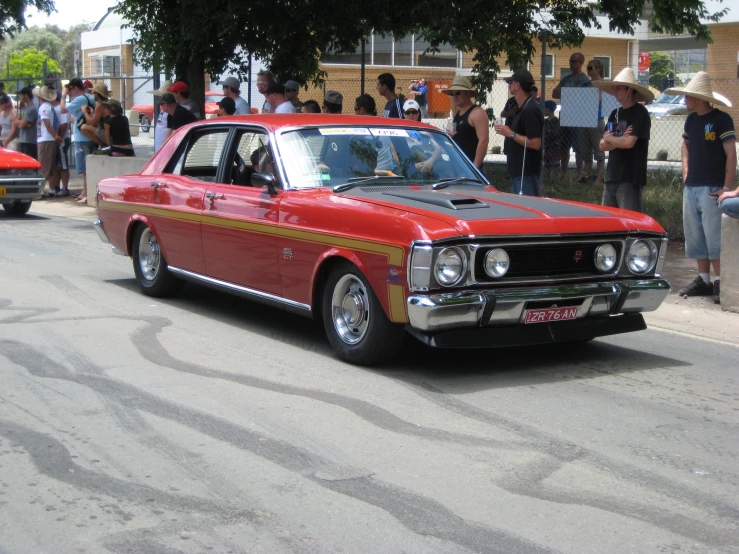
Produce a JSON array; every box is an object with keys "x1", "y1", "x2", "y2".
[
  {"x1": 331, "y1": 274, "x2": 369, "y2": 344},
  {"x1": 138, "y1": 228, "x2": 161, "y2": 282}
]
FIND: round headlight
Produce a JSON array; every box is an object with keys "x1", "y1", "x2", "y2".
[
  {"x1": 594, "y1": 243, "x2": 617, "y2": 272},
  {"x1": 627, "y1": 240, "x2": 656, "y2": 274},
  {"x1": 434, "y1": 247, "x2": 466, "y2": 286},
  {"x1": 484, "y1": 248, "x2": 510, "y2": 278}
]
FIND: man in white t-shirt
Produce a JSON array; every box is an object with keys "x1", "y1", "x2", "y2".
[
  {"x1": 265, "y1": 83, "x2": 295, "y2": 114},
  {"x1": 34, "y1": 86, "x2": 62, "y2": 197},
  {"x1": 52, "y1": 90, "x2": 71, "y2": 196}
]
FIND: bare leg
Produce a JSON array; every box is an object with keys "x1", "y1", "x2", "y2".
[{"x1": 81, "y1": 124, "x2": 105, "y2": 146}]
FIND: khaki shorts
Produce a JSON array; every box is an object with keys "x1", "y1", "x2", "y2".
[{"x1": 38, "y1": 141, "x2": 60, "y2": 179}]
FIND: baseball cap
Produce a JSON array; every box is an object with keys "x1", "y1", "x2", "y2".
[
  {"x1": 167, "y1": 81, "x2": 189, "y2": 93},
  {"x1": 219, "y1": 76, "x2": 240, "y2": 91},
  {"x1": 503, "y1": 69, "x2": 535, "y2": 87},
  {"x1": 544, "y1": 100, "x2": 558, "y2": 112},
  {"x1": 324, "y1": 90, "x2": 343, "y2": 105},
  {"x1": 265, "y1": 82, "x2": 285, "y2": 95},
  {"x1": 83, "y1": 80, "x2": 93, "y2": 89},
  {"x1": 217, "y1": 96, "x2": 236, "y2": 112},
  {"x1": 403, "y1": 99, "x2": 420, "y2": 112},
  {"x1": 159, "y1": 92, "x2": 177, "y2": 105},
  {"x1": 284, "y1": 80, "x2": 300, "y2": 91}
]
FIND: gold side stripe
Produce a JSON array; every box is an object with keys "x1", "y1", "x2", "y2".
[
  {"x1": 99, "y1": 200, "x2": 405, "y2": 265},
  {"x1": 387, "y1": 284, "x2": 408, "y2": 323}
]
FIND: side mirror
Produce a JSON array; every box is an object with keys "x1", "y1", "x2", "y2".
[{"x1": 251, "y1": 172, "x2": 279, "y2": 195}]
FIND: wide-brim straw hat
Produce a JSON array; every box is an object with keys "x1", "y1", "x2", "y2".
[
  {"x1": 91, "y1": 83, "x2": 113, "y2": 98},
  {"x1": 442, "y1": 75, "x2": 476, "y2": 94},
  {"x1": 32, "y1": 85, "x2": 57, "y2": 102},
  {"x1": 592, "y1": 68, "x2": 655, "y2": 103},
  {"x1": 146, "y1": 80, "x2": 172, "y2": 96},
  {"x1": 664, "y1": 71, "x2": 732, "y2": 108}
]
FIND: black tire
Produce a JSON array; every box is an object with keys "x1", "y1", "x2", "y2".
[
  {"x1": 2, "y1": 200, "x2": 32, "y2": 216},
  {"x1": 322, "y1": 262, "x2": 405, "y2": 365},
  {"x1": 139, "y1": 114, "x2": 151, "y2": 133},
  {"x1": 131, "y1": 225, "x2": 183, "y2": 297}
]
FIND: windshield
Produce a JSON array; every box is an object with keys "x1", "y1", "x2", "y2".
[{"x1": 277, "y1": 126, "x2": 483, "y2": 189}]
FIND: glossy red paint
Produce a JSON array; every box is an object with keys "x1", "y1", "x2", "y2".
[
  {"x1": 131, "y1": 91, "x2": 225, "y2": 122},
  {"x1": 0, "y1": 147, "x2": 42, "y2": 170}
]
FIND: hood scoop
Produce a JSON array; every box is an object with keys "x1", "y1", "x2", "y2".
[{"x1": 382, "y1": 190, "x2": 488, "y2": 210}]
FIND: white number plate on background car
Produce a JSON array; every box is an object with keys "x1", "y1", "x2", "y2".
[{"x1": 524, "y1": 306, "x2": 579, "y2": 324}]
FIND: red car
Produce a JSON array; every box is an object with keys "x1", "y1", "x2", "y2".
[
  {"x1": 0, "y1": 147, "x2": 45, "y2": 216},
  {"x1": 93, "y1": 115, "x2": 671, "y2": 365},
  {"x1": 130, "y1": 91, "x2": 228, "y2": 132}
]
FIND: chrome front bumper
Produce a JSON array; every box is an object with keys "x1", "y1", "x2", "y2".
[
  {"x1": 93, "y1": 219, "x2": 126, "y2": 256},
  {"x1": 407, "y1": 279, "x2": 671, "y2": 332},
  {"x1": 0, "y1": 176, "x2": 45, "y2": 202}
]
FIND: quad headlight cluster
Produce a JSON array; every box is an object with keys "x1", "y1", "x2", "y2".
[{"x1": 409, "y1": 238, "x2": 661, "y2": 291}]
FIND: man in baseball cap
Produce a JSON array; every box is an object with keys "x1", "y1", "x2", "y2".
[
  {"x1": 494, "y1": 69, "x2": 542, "y2": 195},
  {"x1": 219, "y1": 76, "x2": 251, "y2": 115},
  {"x1": 167, "y1": 81, "x2": 200, "y2": 118},
  {"x1": 323, "y1": 91, "x2": 343, "y2": 113},
  {"x1": 284, "y1": 80, "x2": 303, "y2": 111}
]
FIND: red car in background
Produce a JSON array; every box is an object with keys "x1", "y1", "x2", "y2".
[
  {"x1": 130, "y1": 92, "x2": 234, "y2": 132},
  {"x1": 93, "y1": 115, "x2": 671, "y2": 365},
  {"x1": 0, "y1": 147, "x2": 44, "y2": 216}
]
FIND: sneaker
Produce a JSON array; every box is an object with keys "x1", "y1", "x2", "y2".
[
  {"x1": 47, "y1": 190, "x2": 56, "y2": 198},
  {"x1": 58, "y1": 189, "x2": 70, "y2": 197},
  {"x1": 713, "y1": 280, "x2": 721, "y2": 304},
  {"x1": 678, "y1": 276, "x2": 713, "y2": 297}
]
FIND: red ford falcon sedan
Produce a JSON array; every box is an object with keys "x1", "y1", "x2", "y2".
[
  {"x1": 0, "y1": 146, "x2": 44, "y2": 216},
  {"x1": 93, "y1": 115, "x2": 671, "y2": 365}
]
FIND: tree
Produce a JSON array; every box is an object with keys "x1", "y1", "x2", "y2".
[
  {"x1": 7, "y1": 47, "x2": 60, "y2": 80},
  {"x1": 0, "y1": 0, "x2": 54, "y2": 38},
  {"x1": 0, "y1": 26, "x2": 62, "y2": 68},
  {"x1": 648, "y1": 51, "x2": 676, "y2": 91},
  {"x1": 115, "y1": 0, "x2": 728, "y2": 109}
]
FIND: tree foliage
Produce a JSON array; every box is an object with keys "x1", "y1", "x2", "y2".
[
  {"x1": 0, "y1": 26, "x2": 62, "y2": 66},
  {"x1": 0, "y1": 0, "x2": 54, "y2": 38},
  {"x1": 648, "y1": 51, "x2": 684, "y2": 91},
  {"x1": 114, "y1": 0, "x2": 728, "y2": 109},
  {"x1": 7, "y1": 47, "x2": 60, "y2": 80}
]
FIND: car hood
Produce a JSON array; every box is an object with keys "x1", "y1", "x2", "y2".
[
  {"x1": 0, "y1": 148, "x2": 41, "y2": 170},
  {"x1": 340, "y1": 185, "x2": 663, "y2": 236}
]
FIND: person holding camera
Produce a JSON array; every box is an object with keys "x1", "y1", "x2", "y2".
[{"x1": 408, "y1": 79, "x2": 428, "y2": 118}]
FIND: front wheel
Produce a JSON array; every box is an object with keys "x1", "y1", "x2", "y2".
[
  {"x1": 2, "y1": 200, "x2": 32, "y2": 216},
  {"x1": 139, "y1": 114, "x2": 151, "y2": 133},
  {"x1": 322, "y1": 262, "x2": 405, "y2": 365},
  {"x1": 132, "y1": 225, "x2": 183, "y2": 297}
]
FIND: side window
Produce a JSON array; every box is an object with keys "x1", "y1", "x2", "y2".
[
  {"x1": 167, "y1": 129, "x2": 230, "y2": 182},
  {"x1": 227, "y1": 130, "x2": 270, "y2": 186}
]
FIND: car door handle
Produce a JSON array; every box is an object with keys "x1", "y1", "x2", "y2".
[
  {"x1": 151, "y1": 182, "x2": 166, "y2": 190},
  {"x1": 206, "y1": 193, "x2": 225, "y2": 200}
]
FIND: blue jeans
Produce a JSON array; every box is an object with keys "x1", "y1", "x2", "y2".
[
  {"x1": 510, "y1": 175, "x2": 540, "y2": 196},
  {"x1": 74, "y1": 141, "x2": 97, "y2": 174},
  {"x1": 683, "y1": 185, "x2": 722, "y2": 260},
  {"x1": 719, "y1": 196, "x2": 739, "y2": 219}
]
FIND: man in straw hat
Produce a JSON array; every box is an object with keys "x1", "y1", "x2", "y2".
[
  {"x1": 494, "y1": 69, "x2": 543, "y2": 195},
  {"x1": 34, "y1": 85, "x2": 62, "y2": 197},
  {"x1": 443, "y1": 75, "x2": 489, "y2": 170},
  {"x1": 147, "y1": 80, "x2": 173, "y2": 152},
  {"x1": 594, "y1": 67, "x2": 653, "y2": 212},
  {"x1": 663, "y1": 71, "x2": 735, "y2": 304}
]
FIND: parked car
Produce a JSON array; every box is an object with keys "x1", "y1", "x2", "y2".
[
  {"x1": 0, "y1": 146, "x2": 45, "y2": 216},
  {"x1": 93, "y1": 115, "x2": 671, "y2": 365},
  {"x1": 130, "y1": 91, "x2": 230, "y2": 132},
  {"x1": 645, "y1": 93, "x2": 687, "y2": 119}
]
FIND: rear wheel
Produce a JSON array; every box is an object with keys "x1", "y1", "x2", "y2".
[
  {"x1": 322, "y1": 262, "x2": 405, "y2": 365},
  {"x1": 139, "y1": 114, "x2": 151, "y2": 133},
  {"x1": 132, "y1": 225, "x2": 183, "y2": 297},
  {"x1": 2, "y1": 200, "x2": 32, "y2": 216}
]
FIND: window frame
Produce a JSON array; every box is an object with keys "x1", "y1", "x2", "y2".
[{"x1": 164, "y1": 126, "x2": 233, "y2": 182}]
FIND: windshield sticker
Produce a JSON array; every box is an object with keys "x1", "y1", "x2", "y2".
[
  {"x1": 370, "y1": 128, "x2": 410, "y2": 137},
  {"x1": 319, "y1": 128, "x2": 372, "y2": 136},
  {"x1": 441, "y1": 153, "x2": 450, "y2": 161},
  {"x1": 407, "y1": 130, "x2": 422, "y2": 139}
]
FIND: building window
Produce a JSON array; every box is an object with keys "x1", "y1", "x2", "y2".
[
  {"x1": 594, "y1": 56, "x2": 611, "y2": 79},
  {"x1": 321, "y1": 33, "x2": 460, "y2": 68},
  {"x1": 91, "y1": 55, "x2": 119, "y2": 76},
  {"x1": 533, "y1": 54, "x2": 554, "y2": 78}
]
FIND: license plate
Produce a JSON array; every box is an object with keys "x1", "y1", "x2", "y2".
[
  {"x1": 524, "y1": 306, "x2": 579, "y2": 324},
  {"x1": 0, "y1": 186, "x2": 5, "y2": 197}
]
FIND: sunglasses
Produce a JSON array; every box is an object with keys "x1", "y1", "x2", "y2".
[
  {"x1": 451, "y1": 91, "x2": 464, "y2": 96},
  {"x1": 285, "y1": 88, "x2": 297, "y2": 92},
  {"x1": 587, "y1": 66, "x2": 595, "y2": 70},
  {"x1": 404, "y1": 110, "x2": 419, "y2": 115}
]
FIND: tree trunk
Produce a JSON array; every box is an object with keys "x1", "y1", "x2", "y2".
[{"x1": 186, "y1": 57, "x2": 205, "y2": 119}]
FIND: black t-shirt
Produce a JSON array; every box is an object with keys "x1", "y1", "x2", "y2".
[
  {"x1": 453, "y1": 105, "x2": 484, "y2": 166},
  {"x1": 605, "y1": 103, "x2": 650, "y2": 187},
  {"x1": 683, "y1": 109, "x2": 735, "y2": 187},
  {"x1": 105, "y1": 115, "x2": 132, "y2": 145},
  {"x1": 382, "y1": 98, "x2": 404, "y2": 119},
  {"x1": 172, "y1": 104, "x2": 198, "y2": 129},
  {"x1": 506, "y1": 97, "x2": 543, "y2": 177}
]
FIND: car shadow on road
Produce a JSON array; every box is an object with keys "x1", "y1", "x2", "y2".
[{"x1": 105, "y1": 278, "x2": 690, "y2": 390}]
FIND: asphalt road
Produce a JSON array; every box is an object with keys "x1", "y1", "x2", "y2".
[{"x1": 1, "y1": 209, "x2": 737, "y2": 554}]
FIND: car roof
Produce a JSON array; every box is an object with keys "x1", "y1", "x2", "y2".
[{"x1": 192, "y1": 114, "x2": 437, "y2": 133}]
